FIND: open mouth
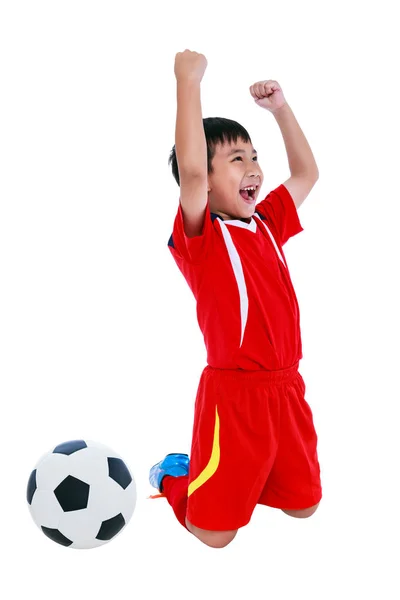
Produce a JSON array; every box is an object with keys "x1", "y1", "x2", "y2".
[{"x1": 239, "y1": 185, "x2": 258, "y2": 202}]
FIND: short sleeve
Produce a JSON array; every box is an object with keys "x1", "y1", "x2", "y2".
[
  {"x1": 255, "y1": 184, "x2": 303, "y2": 245},
  {"x1": 168, "y1": 200, "x2": 213, "y2": 263}
]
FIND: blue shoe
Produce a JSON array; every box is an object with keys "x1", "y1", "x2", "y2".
[{"x1": 149, "y1": 453, "x2": 190, "y2": 493}]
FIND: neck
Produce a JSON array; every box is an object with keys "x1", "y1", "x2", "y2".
[{"x1": 214, "y1": 211, "x2": 252, "y2": 223}]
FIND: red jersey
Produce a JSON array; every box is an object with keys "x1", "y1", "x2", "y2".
[{"x1": 168, "y1": 184, "x2": 304, "y2": 370}]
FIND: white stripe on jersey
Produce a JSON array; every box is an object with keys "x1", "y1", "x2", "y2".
[
  {"x1": 253, "y1": 214, "x2": 286, "y2": 267},
  {"x1": 218, "y1": 221, "x2": 248, "y2": 348}
]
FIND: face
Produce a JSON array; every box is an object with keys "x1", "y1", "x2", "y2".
[{"x1": 207, "y1": 139, "x2": 264, "y2": 221}]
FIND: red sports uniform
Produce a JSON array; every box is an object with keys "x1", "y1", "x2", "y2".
[{"x1": 168, "y1": 184, "x2": 322, "y2": 530}]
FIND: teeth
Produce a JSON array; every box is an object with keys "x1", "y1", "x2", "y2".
[{"x1": 242, "y1": 186, "x2": 257, "y2": 191}]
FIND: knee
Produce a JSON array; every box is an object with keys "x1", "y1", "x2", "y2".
[
  {"x1": 186, "y1": 520, "x2": 238, "y2": 548},
  {"x1": 282, "y1": 501, "x2": 320, "y2": 519},
  {"x1": 201, "y1": 530, "x2": 237, "y2": 548}
]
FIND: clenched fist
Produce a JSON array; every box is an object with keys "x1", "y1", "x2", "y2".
[
  {"x1": 249, "y1": 80, "x2": 287, "y2": 113},
  {"x1": 174, "y1": 50, "x2": 208, "y2": 83}
]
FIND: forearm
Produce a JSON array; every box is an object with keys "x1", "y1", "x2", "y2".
[
  {"x1": 273, "y1": 104, "x2": 319, "y2": 177},
  {"x1": 175, "y1": 80, "x2": 207, "y2": 177}
]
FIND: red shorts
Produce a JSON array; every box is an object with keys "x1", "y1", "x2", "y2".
[{"x1": 186, "y1": 363, "x2": 322, "y2": 531}]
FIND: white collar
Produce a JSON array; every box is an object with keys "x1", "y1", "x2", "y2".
[{"x1": 221, "y1": 217, "x2": 257, "y2": 233}]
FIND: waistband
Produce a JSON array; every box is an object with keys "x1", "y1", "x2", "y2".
[{"x1": 204, "y1": 362, "x2": 299, "y2": 384}]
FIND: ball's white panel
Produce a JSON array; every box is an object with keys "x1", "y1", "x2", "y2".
[
  {"x1": 88, "y1": 478, "x2": 125, "y2": 521},
  {"x1": 85, "y1": 440, "x2": 122, "y2": 459},
  {"x1": 33, "y1": 449, "x2": 52, "y2": 469},
  {"x1": 120, "y1": 480, "x2": 137, "y2": 524},
  {"x1": 71, "y1": 537, "x2": 108, "y2": 550},
  {"x1": 30, "y1": 490, "x2": 62, "y2": 529},
  {"x1": 67, "y1": 447, "x2": 109, "y2": 485},
  {"x1": 58, "y1": 509, "x2": 100, "y2": 546},
  {"x1": 35, "y1": 453, "x2": 70, "y2": 490}
]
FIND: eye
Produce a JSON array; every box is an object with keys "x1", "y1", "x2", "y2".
[{"x1": 232, "y1": 156, "x2": 258, "y2": 162}]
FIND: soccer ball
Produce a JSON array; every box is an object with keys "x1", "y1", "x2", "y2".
[{"x1": 27, "y1": 439, "x2": 136, "y2": 549}]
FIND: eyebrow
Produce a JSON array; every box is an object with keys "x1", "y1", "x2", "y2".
[{"x1": 226, "y1": 148, "x2": 257, "y2": 156}]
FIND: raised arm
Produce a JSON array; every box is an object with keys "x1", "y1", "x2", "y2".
[
  {"x1": 250, "y1": 80, "x2": 319, "y2": 209},
  {"x1": 174, "y1": 50, "x2": 209, "y2": 238}
]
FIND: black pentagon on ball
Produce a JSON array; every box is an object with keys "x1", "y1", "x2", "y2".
[
  {"x1": 96, "y1": 513, "x2": 125, "y2": 541},
  {"x1": 27, "y1": 469, "x2": 37, "y2": 505},
  {"x1": 54, "y1": 475, "x2": 89, "y2": 512},
  {"x1": 108, "y1": 457, "x2": 132, "y2": 490},
  {"x1": 53, "y1": 440, "x2": 87, "y2": 455},
  {"x1": 41, "y1": 526, "x2": 73, "y2": 547}
]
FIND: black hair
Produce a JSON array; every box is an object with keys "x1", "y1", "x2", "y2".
[{"x1": 168, "y1": 117, "x2": 252, "y2": 186}]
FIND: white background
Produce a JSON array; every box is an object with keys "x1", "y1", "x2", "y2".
[{"x1": 1, "y1": 0, "x2": 399, "y2": 598}]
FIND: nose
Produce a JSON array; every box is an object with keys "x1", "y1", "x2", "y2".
[
  {"x1": 249, "y1": 166, "x2": 261, "y2": 177},
  {"x1": 247, "y1": 162, "x2": 262, "y2": 181}
]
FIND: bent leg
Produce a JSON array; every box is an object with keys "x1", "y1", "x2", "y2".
[
  {"x1": 186, "y1": 369, "x2": 274, "y2": 538},
  {"x1": 186, "y1": 518, "x2": 238, "y2": 548},
  {"x1": 258, "y1": 372, "x2": 322, "y2": 514}
]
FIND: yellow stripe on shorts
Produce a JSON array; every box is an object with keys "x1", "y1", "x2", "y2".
[{"x1": 188, "y1": 405, "x2": 220, "y2": 497}]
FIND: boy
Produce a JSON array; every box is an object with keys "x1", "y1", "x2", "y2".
[{"x1": 149, "y1": 50, "x2": 322, "y2": 549}]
